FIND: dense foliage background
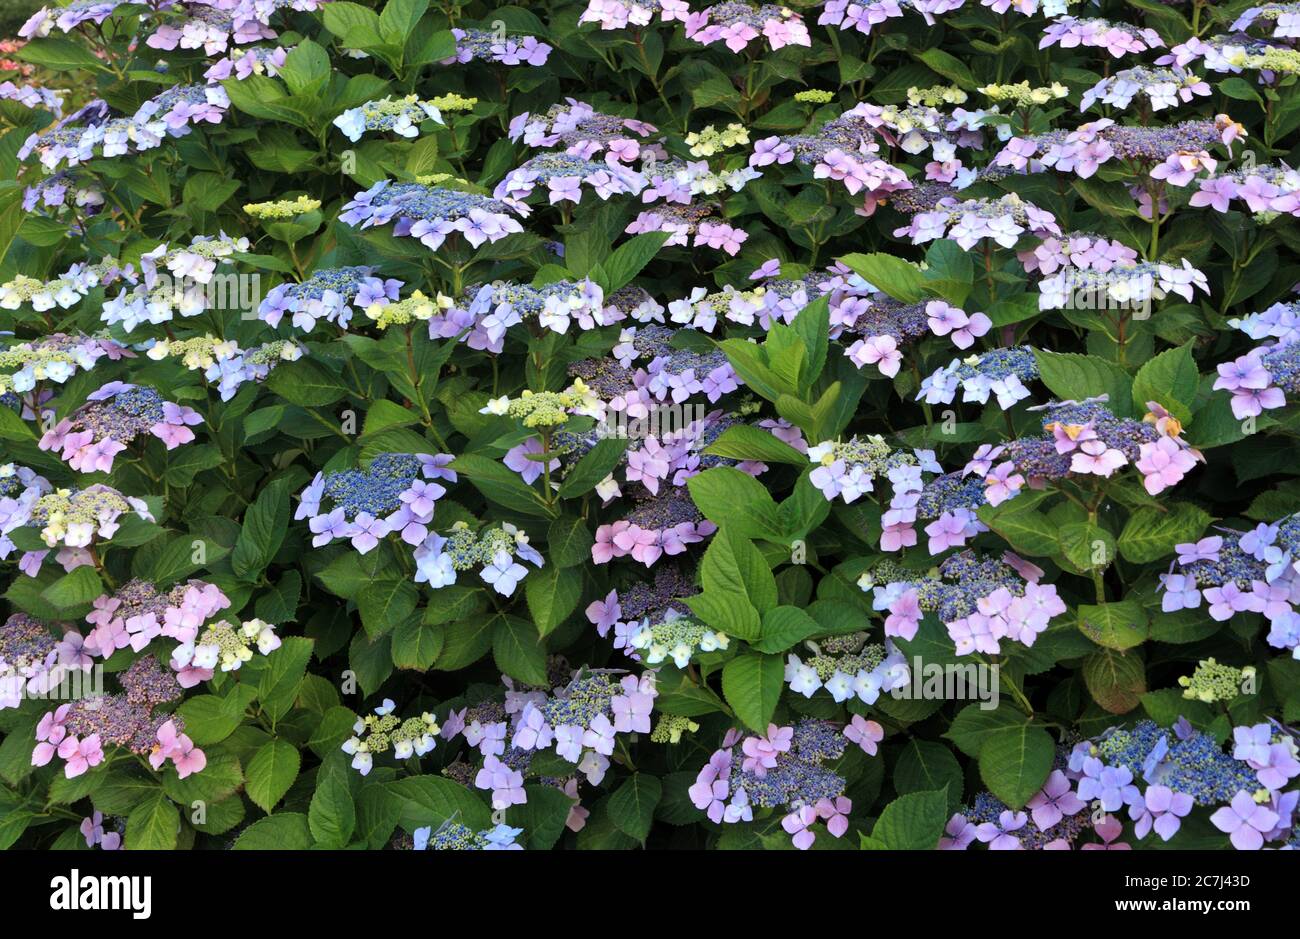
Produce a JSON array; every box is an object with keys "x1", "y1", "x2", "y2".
[{"x1": 1, "y1": 0, "x2": 1300, "y2": 852}]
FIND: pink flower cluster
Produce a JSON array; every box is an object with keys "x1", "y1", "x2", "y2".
[
  {"x1": 1189, "y1": 165, "x2": 1300, "y2": 217},
  {"x1": 896, "y1": 195, "x2": 1061, "y2": 250},
  {"x1": 1019, "y1": 234, "x2": 1139, "y2": 275},
  {"x1": 579, "y1": 0, "x2": 690, "y2": 30},
  {"x1": 148, "y1": 719, "x2": 207, "y2": 779},
  {"x1": 1213, "y1": 349, "x2": 1287, "y2": 419},
  {"x1": 1046, "y1": 419, "x2": 1129, "y2": 478},
  {"x1": 204, "y1": 46, "x2": 287, "y2": 82},
  {"x1": 32, "y1": 706, "x2": 103, "y2": 779},
  {"x1": 625, "y1": 207, "x2": 749, "y2": 255},
  {"x1": 0, "y1": 619, "x2": 91, "y2": 711},
  {"x1": 86, "y1": 581, "x2": 232, "y2": 690},
  {"x1": 750, "y1": 140, "x2": 910, "y2": 215},
  {"x1": 960, "y1": 447, "x2": 1026, "y2": 509},
  {"x1": 1080, "y1": 67, "x2": 1211, "y2": 113},
  {"x1": 782, "y1": 797, "x2": 852, "y2": 849},
  {"x1": 1135, "y1": 434, "x2": 1200, "y2": 497},
  {"x1": 508, "y1": 99, "x2": 658, "y2": 163},
  {"x1": 80, "y1": 812, "x2": 121, "y2": 850},
  {"x1": 683, "y1": 4, "x2": 811, "y2": 53},
  {"x1": 621, "y1": 418, "x2": 753, "y2": 497},
  {"x1": 592, "y1": 515, "x2": 717, "y2": 566},
  {"x1": 924, "y1": 301, "x2": 992, "y2": 351},
  {"x1": 1039, "y1": 16, "x2": 1163, "y2": 57},
  {"x1": 818, "y1": 0, "x2": 966, "y2": 37},
  {"x1": 142, "y1": 0, "x2": 328, "y2": 54},
  {"x1": 39, "y1": 383, "x2": 202, "y2": 473},
  {"x1": 846, "y1": 334, "x2": 903, "y2": 376}
]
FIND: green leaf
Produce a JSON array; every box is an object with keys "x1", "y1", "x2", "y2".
[
  {"x1": 653, "y1": 669, "x2": 730, "y2": 718},
  {"x1": 525, "y1": 565, "x2": 583, "y2": 637},
  {"x1": 316, "y1": 548, "x2": 392, "y2": 601},
  {"x1": 703, "y1": 424, "x2": 807, "y2": 466},
  {"x1": 361, "y1": 399, "x2": 420, "y2": 437},
  {"x1": 977, "y1": 501, "x2": 1059, "y2": 557},
  {"x1": 0, "y1": 805, "x2": 33, "y2": 851},
  {"x1": 350, "y1": 632, "x2": 394, "y2": 696},
  {"x1": 379, "y1": 0, "x2": 430, "y2": 45},
  {"x1": 839, "y1": 252, "x2": 926, "y2": 303},
  {"x1": 358, "y1": 579, "x2": 418, "y2": 638},
  {"x1": 751, "y1": 605, "x2": 822, "y2": 653},
  {"x1": 1219, "y1": 76, "x2": 1263, "y2": 104},
  {"x1": 1055, "y1": 520, "x2": 1118, "y2": 569},
  {"x1": 453, "y1": 453, "x2": 557, "y2": 518},
  {"x1": 1083, "y1": 648, "x2": 1147, "y2": 714},
  {"x1": 894, "y1": 740, "x2": 963, "y2": 809},
  {"x1": 977, "y1": 724, "x2": 1054, "y2": 809},
  {"x1": 1186, "y1": 391, "x2": 1274, "y2": 449},
  {"x1": 322, "y1": 1, "x2": 384, "y2": 47},
  {"x1": 1117, "y1": 503, "x2": 1211, "y2": 564},
  {"x1": 1058, "y1": 521, "x2": 1115, "y2": 573},
  {"x1": 1072, "y1": 176, "x2": 1144, "y2": 220},
  {"x1": 717, "y1": 337, "x2": 796, "y2": 402},
  {"x1": 355, "y1": 787, "x2": 402, "y2": 848},
  {"x1": 0, "y1": 403, "x2": 35, "y2": 442},
  {"x1": 1077, "y1": 601, "x2": 1149, "y2": 651},
  {"x1": 279, "y1": 39, "x2": 331, "y2": 96},
  {"x1": 265, "y1": 357, "x2": 350, "y2": 407},
  {"x1": 1142, "y1": 689, "x2": 1214, "y2": 729},
  {"x1": 509, "y1": 785, "x2": 575, "y2": 850},
  {"x1": 125, "y1": 792, "x2": 180, "y2": 850},
  {"x1": 391, "y1": 618, "x2": 444, "y2": 670},
  {"x1": 258, "y1": 636, "x2": 315, "y2": 723},
  {"x1": 17, "y1": 215, "x2": 69, "y2": 246},
  {"x1": 309, "y1": 760, "x2": 357, "y2": 848},
  {"x1": 191, "y1": 796, "x2": 246, "y2": 837},
  {"x1": 164, "y1": 750, "x2": 243, "y2": 807},
  {"x1": 421, "y1": 585, "x2": 486, "y2": 625},
  {"x1": 40, "y1": 566, "x2": 103, "y2": 610},
  {"x1": 1131, "y1": 341, "x2": 1199, "y2": 422},
  {"x1": 686, "y1": 467, "x2": 784, "y2": 540},
  {"x1": 384, "y1": 776, "x2": 491, "y2": 831},
  {"x1": 17, "y1": 38, "x2": 109, "y2": 73},
  {"x1": 986, "y1": 293, "x2": 1041, "y2": 327},
  {"x1": 914, "y1": 48, "x2": 975, "y2": 88},
  {"x1": 944, "y1": 705, "x2": 1033, "y2": 757},
  {"x1": 923, "y1": 239, "x2": 975, "y2": 306},
  {"x1": 1147, "y1": 607, "x2": 1219, "y2": 644},
  {"x1": 607, "y1": 774, "x2": 662, "y2": 842},
  {"x1": 721, "y1": 653, "x2": 784, "y2": 732},
  {"x1": 1032, "y1": 349, "x2": 1134, "y2": 417},
  {"x1": 256, "y1": 571, "x2": 302, "y2": 624},
  {"x1": 700, "y1": 527, "x2": 778, "y2": 613},
  {"x1": 596, "y1": 231, "x2": 669, "y2": 292},
  {"x1": 432, "y1": 614, "x2": 496, "y2": 672},
  {"x1": 177, "y1": 689, "x2": 256, "y2": 745},
  {"x1": 182, "y1": 174, "x2": 241, "y2": 213},
  {"x1": 246, "y1": 739, "x2": 302, "y2": 814},
  {"x1": 547, "y1": 515, "x2": 594, "y2": 568},
  {"x1": 683, "y1": 588, "x2": 761, "y2": 640},
  {"x1": 233, "y1": 813, "x2": 314, "y2": 850},
  {"x1": 779, "y1": 473, "x2": 833, "y2": 540},
  {"x1": 231, "y1": 477, "x2": 291, "y2": 579},
  {"x1": 558, "y1": 438, "x2": 630, "y2": 498},
  {"x1": 863, "y1": 788, "x2": 949, "y2": 850},
  {"x1": 789, "y1": 294, "x2": 830, "y2": 390},
  {"x1": 493, "y1": 616, "x2": 549, "y2": 685},
  {"x1": 308, "y1": 707, "x2": 361, "y2": 758},
  {"x1": 162, "y1": 445, "x2": 225, "y2": 487}
]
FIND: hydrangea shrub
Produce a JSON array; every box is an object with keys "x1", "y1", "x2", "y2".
[{"x1": 1, "y1": 0, "x2": 1299, "y2": 853}]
